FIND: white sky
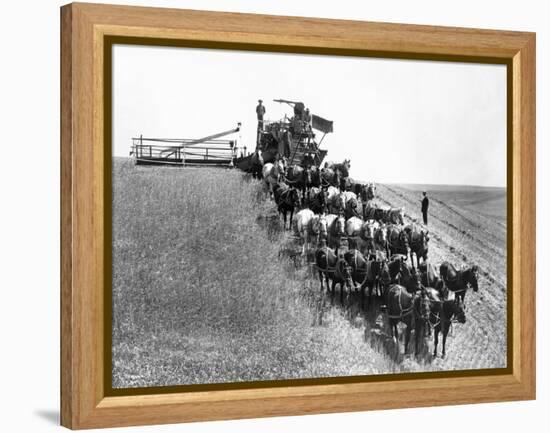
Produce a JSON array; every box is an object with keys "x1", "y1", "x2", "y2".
[{"x1": 113, "y1": 45, "x2": 506, "y2": 187}]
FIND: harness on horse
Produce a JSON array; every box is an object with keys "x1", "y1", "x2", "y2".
[
  {"x1": 386, "y1": 286, "x2": 414, "y2": 319},
  {"x1": 315, "y1": 246, "x2": 337, "y2": 273},
  {"x1": 426, "y1": 301, "x2": 461, "y2": 336},
  {"x1": 282, "y1": 173, "x2": 302, "y2": 186},
  {"x1": 345, "y1": 249, "x2": 371, "y2": 291}
]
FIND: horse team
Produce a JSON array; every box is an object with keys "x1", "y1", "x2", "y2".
[{"x1": 255, "y1": 155, "x2": 481, "y2": 359}]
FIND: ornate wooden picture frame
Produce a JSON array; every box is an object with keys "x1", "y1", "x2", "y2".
[{"x1": 61, "y1": 2, "x2": 535, "y2": 429}]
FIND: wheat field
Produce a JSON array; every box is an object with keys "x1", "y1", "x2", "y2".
[{"x1": 112, "y1": 158, "x2": 395, "y2": 388}]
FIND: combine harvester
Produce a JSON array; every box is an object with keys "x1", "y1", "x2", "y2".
[
  {"x1": 131, "y1": 98, "x2": 332, "y2": 170},
  {"x1": 130, "y1": 123, "x2": 242, "y2": 167},
  {"x1": 235, "y1": 99, "x2": 332, "y2": 170}
]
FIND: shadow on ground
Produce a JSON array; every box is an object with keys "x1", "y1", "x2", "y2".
[{"x1": 34, "y1": 409, "x2": 59, "y2": 425}]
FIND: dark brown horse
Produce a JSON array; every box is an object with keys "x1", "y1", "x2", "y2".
[
  {"x1": 423, "y1": 288, "x2": 467, "y2": 358},
  {"x1": 285, "y1": 164, "x2": 312, "y2": 199},
  {"x1": 315, "y1": 244, "x2": 337, "y2": 293},
  {"x1": 388, "y1": 255, "x2": 406, "y2": 283},
  {"x1": 387, "y1": 256, "x2": 422, "y2": 293},
  {"x1": 404, "y1": 224, "x2": 429, "y2": 268},
  {"x1": 326, "y1": 214, "x2": 346, "y2": 252},
  {"x1": 307, "y1": 186, "x2": 328, "y2": 215},
  {"x1": 307, "y1": 166, "x2": 322, "y2": 189},
  {"x1": 412, "y1": 292, "x2": 432, "y2": 355},
  {"x1": 364, "y1": 205, "x2": 404, "y2": 225},
  {"x1": 384, "y1": 284, "x2": 429, "y2": 355},
  {"x1": 350, "y1": 181, "x2": 362, "y2": 196},
  {"x1": 273, "y1": 182, "x2": 301, "y2": 230},
  {"x1": 329, "y1": 159, "x2": 351, "y2": 179},
  {"x1": 344, "y1": 197, "x2": 361, "y2": 220},
  {"x1": 341, "y1": 249, "x2": 377, "y2": 309},
  {"x1": 384, "y1": 207, "x2": 405, "y2": 225},
  {"x1": 357, "y1": 182, "x2": 374, "y2": 200},
  {"x1": 342, "y1": 177, "x2": 361, "y2": 195},
  {"x1": 332, "y1": 254, "x2": 354, "y2": 305},
  {"x1": 320, "y1": 167, "x2": 339, "y2": 187},
  {"x1": 386, "y1": 225, "x2": 411, "y2": 260},
  {"x1": 325, "y1": 160, "x2": 350, "y2": 191},
  {"x1": 440, "y1": 261, "x2": 479, "y2": 304}
]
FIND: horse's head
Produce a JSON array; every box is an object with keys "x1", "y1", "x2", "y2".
[
  {"x1": 397, "y1": 208, "x2": 405, "y2": 225},
  {"x1": 363, "y1": 221, "x2": 376, "y2": 239},
  {"x1": 318, "y1": 187, "x2": 327, "y2": 206},
  {"x1": 290, "y1": 188, "x2": 302, "y2": 207},
  {"x1": 379, "y1": 261, "x2": 391, "y2": 291},
  {"x1": 311, "y1": 166, "x2": 321, "y2": 184},
  {"x1": 398, "y1": 229, "x2": 410, "y2": 252},
  {"x1": 375, "y1": 225, "x2": 387, "y2": 244},
  {"x1": 367, "y1": 183, "x2": 375, "y2": 200},
  {"x1": 335, "y1": 193, "x2": 346, "y2": 211},
  {"x1": 333, "y1": 170, "x2": 341, "y2": 188},
  {"x1": 344, "y1": 177, "x2": 354, "y2": 192},
  {"x1": 468, "y1": 265, "x2": 479, "y2": 292},
  {"x1": 417, "y1": 292, "x2": 431, "y2": 323},
  {"x1": 410, "y1": 266, "x2": 423, "y2": 290},
  {"x1": 303, "y1": 166, "x2": 313, "y2": 185},
  {"x1": 285, "y1": 164, "x2": 296, "y2": 180},
  {"x1": 316, "y1": 215, "x2": 329, "y2": 237},
  {"x1": 454, "y1": 299, "x2": 467, "y2": 324},
  {"x1": 339, "y1": 259, "x2": 353, "y2": 281},
  {"x1": 274, "y1": 159, "x2": 284, "y2": 178},
  {"x1": 417, "y1": 230, "x2": 429, "y2": 259},
  {"x1": 341, "y1": 159, "x2": 351, "y2": 177},
  {"x1": 252, "y1": 150, "x2": 263, "y2": 166},
  {"x1": 334, "y1": 214, "x2": 346, "y2": 236},
  {"x1": 421, "y1": 230, "x2": 429, "y2": 248}
]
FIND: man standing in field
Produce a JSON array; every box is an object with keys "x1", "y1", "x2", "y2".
[{"x1": 421, "y1": 191, "x2": 429, "y2": 226}]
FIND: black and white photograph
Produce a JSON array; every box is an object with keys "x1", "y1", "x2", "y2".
[{"x1": 111, "y1": 44, "x2": 507, "y2": 389}]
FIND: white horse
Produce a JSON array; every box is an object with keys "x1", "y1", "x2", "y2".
[
  {"x1": 362, "y1": 219, "x2": 380, "y2": 239},
  {"x1": 358, "y1": 219, "x2": 381, "y2": 256},
  {"x1": 293, "y1": 209, "x2": 315, "y2": 255},
  {"x1": 262, "y1": 159, "x2": 284, "y2": 197},
  {"x1": 309, "y1": 214, "x2": 330, "y2": 250},
  {"x1": 324, "y1": 213, "x2": 346, "y2": 250},
  {"x1": 345, "y1": 216, "x2": 369, "y2": 253},
  {"x1": 345, "y1": 216, "x2": 363, "y2": 237},
  {"x1": 332, "y1": 190, "x2": 357, "y2": 214},
  {"x1": 342, "y1": 190, "x2": 358, "y2": 206},
  {"x1": 325, "y1": 186, "x2": 340, "y2": 213}
]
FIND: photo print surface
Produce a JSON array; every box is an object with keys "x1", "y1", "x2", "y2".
[{"x1": 111, "y1": 44, "x2": 507, "y2": 389}]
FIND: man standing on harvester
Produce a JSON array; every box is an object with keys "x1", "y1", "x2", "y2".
[
  {"x1": 256, "y1": 99, "x2": 266, "y2": 147},
  {"x1": 256, "y1": 99, "x2": 266, "y2": 130}
]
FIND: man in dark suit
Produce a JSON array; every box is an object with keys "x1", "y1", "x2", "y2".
[
  {"x1": 256, "y1": 99, "x2": 266, "y2": 130},
  {"x1": 421, "y1": 191, "x2": 429, "y2": 225}
]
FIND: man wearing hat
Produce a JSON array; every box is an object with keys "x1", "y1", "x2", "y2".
[
  {"x1": 421, "y1": 191, "x2": 429, "y2": 226},
  {"x1": 256, "y1": 99, "x2": 266, "y2": 131}
]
